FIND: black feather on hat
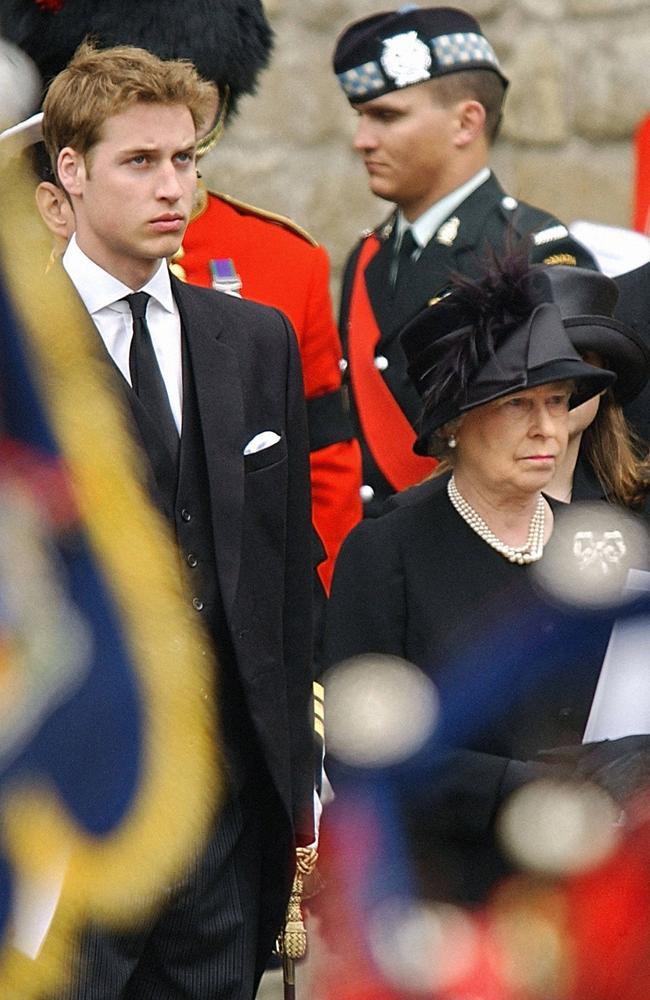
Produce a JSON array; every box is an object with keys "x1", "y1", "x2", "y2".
[
  {"x1": 400, "y1": 250, "x2": 617, "y2": 454},
  {"x1": 0, "y1": 0, "x2": 273, "y2": 116}
]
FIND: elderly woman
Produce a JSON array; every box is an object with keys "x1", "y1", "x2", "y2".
[
  {"x1": 383, "y1": 264, "x2": 650, "y2": 514},
  {"x1": 324, "y1": 257, "x2": 650, "y2": 904}
]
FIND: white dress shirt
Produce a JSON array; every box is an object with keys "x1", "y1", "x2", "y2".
[
  {"x1": 395, "y1": 166, "x2": 491, "y2": 256},
  {"x1": 62, "y1": 235, "x2": 183, "y2": 432}
]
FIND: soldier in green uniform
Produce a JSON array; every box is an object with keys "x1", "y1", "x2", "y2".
[{"x1": 333, "y1": 5, "x2": 599, "y2": 515}]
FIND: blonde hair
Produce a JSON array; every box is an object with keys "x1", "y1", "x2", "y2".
[{"x1": 43, "y1": 41, "x2": 216, "y2": 180}]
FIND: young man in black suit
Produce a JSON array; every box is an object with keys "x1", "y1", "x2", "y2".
[{"x1": 42, "y1": 41, "x2": 314, "y2": 1000}]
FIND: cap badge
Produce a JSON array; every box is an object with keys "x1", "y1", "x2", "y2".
[
  {"x1": 436, "y1": 216, "x2": 460, "y2": 246},
  {"x1": 380, "y1": 32, "x2": 432, "y2": 88}
]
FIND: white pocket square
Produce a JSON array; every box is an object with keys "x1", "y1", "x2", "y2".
[{"x1": 243, "y1": 430, "x2": 281, "y2": 456}]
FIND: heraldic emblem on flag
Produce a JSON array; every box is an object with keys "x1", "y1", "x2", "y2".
[{"x1": 0, "y1": 157, "x2": 221, "y2": 998}]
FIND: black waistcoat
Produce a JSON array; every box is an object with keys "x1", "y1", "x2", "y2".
[{"x1": 141, "y1": 332, "x2": 261, "y2": 789}]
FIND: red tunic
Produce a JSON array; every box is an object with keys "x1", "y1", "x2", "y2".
[{"x1": 175, "y1": 187, "x2": 362, "y2": 591}]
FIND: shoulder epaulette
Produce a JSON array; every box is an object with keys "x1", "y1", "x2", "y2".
[
  {"x1": 532, "y1": 224, "x2": 570, "y2": 246},
  {"x1": 207, "y1": 188, "x2": 320, "y2": 247}
]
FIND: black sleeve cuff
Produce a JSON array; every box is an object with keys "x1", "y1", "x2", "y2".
[{"x1": 307, "y1": 387, "x2": 354, "y2": 452}]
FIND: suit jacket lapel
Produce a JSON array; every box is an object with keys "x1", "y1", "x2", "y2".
[{"x1": 172, "y1": 276, "x2": 244, "y2": 618}]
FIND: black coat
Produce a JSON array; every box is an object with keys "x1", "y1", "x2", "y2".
[
  {"x1": 339, "y1": 173, "x2": 599, "y2": 515},
  {"x1": 131, "y1": 276, "x2": 315, "y2": 839},
  {"x1": 615, "y1": 261, "x2": 650, "y2": 444},
  {"x1": 324, "y1": 489, "x2": 640, "y2": 903}
]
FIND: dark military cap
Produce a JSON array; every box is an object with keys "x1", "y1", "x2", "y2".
[{"x1": 333, "y1": 4, "x2": 508, "y2": 104}]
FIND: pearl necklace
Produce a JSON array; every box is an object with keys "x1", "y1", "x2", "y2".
[{"x1": 447, "y1": 475, "x2": 545, "y2": 565}]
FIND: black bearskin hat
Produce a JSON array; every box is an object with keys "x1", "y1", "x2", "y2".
[{"x1": 0, "y1": 0, "x2": 273, "y2": 117}]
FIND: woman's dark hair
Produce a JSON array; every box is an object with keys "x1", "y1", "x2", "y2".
[{"x1": 583, "y1": 393, "x2": 650, "y2": 508}]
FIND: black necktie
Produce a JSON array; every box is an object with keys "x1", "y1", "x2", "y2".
[
  {"x1": 123, "y1": 291, "x2": 180, "y2": 466},
  {"x1": 391, "y1": 227, "x2": 418, "y2": 289}
]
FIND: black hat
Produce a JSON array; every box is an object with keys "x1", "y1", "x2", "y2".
[
  {"x1": 401, "y1": 259, "x2": 616, "y2": 454},
  {"x1": 333, "y1": 5, "x2": 508, "y2": 104},
  {"x1": 0, "y1": 0, "x2": 272, "y2": 117},
  {"x1": 529, "y1": 266, "x2": 650, "y2": 405}
]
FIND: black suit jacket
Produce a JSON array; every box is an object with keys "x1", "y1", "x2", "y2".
[
  {"x1": 69, "y1": 270, "x2": 315, "y2": 844},
  {"x1": 615, "y1": 261, "x2": 650, "y2": 444}
]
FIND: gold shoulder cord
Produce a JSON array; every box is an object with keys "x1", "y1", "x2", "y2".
[{"x1": 543, "y1": 253, "x2": 578, "y2": 266}]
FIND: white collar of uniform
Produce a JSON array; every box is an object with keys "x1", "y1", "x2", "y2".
[
  {"x1": 396, "y1": 167, "x2": 491, "y2": 250},
  {"x1": 62, "y1": 234, "x2": 175, "y2": 316}
]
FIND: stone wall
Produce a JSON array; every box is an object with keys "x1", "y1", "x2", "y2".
[{"x1": 200, "y1": 0, "x2": 650, "y2": 298}]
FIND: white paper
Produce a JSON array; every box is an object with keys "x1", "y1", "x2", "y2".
[
  {"x1": 583, "y1": 569, "x2": 650, "y2": 742},
  {"x1": 569, "y1": 220, "x2": 650, "y2": 277}
]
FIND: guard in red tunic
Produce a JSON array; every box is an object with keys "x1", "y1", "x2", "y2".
[
  {"x1": 174, "y1": 185, "x2": 361, "y2": 592},
  {"x1": 4, "y1": 0, "x2": 363, "y2": 592}
]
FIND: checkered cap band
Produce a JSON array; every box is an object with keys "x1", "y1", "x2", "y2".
[
  {"x1": 338, "y1": 60, "x2": 385, "y2": 99},
  {"x1": 432, "y1": 32, "x2": 499, "y2": 69}
]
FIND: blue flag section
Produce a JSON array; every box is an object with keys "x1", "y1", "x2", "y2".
[
  {"x1": 0, "y1": 264, "x2": 143, "y2": 833},
  {"x1": 0, "y1": 160, "x2": 220, "y2": 996}
]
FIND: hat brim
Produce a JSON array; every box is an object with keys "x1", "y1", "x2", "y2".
[
  {"x1": 413, "y1": 358, "x2": 616, "y2": 455},
  {"x1": 563, "y1": 315, "x2": 650, "y2": 404}
]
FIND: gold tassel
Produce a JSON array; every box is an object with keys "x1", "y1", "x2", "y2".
[{"x1": 278, "y1": 847, "x2": 318, "y2": 960}]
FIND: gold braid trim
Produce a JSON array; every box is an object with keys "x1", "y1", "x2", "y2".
[
  {"x1": 543, "y1": 253, "x2": 577, "y2": 266},
  {"x1": 198, "y1": 187, "x2": 320, "y2": 246}
]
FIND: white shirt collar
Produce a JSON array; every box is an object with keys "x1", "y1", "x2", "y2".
[
  {"x1": 62, "y1": 234, "x2": 175, "y2": 315},
  {"x1": 396, "y1": 167, "x2": 491, "y2": 249}
]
